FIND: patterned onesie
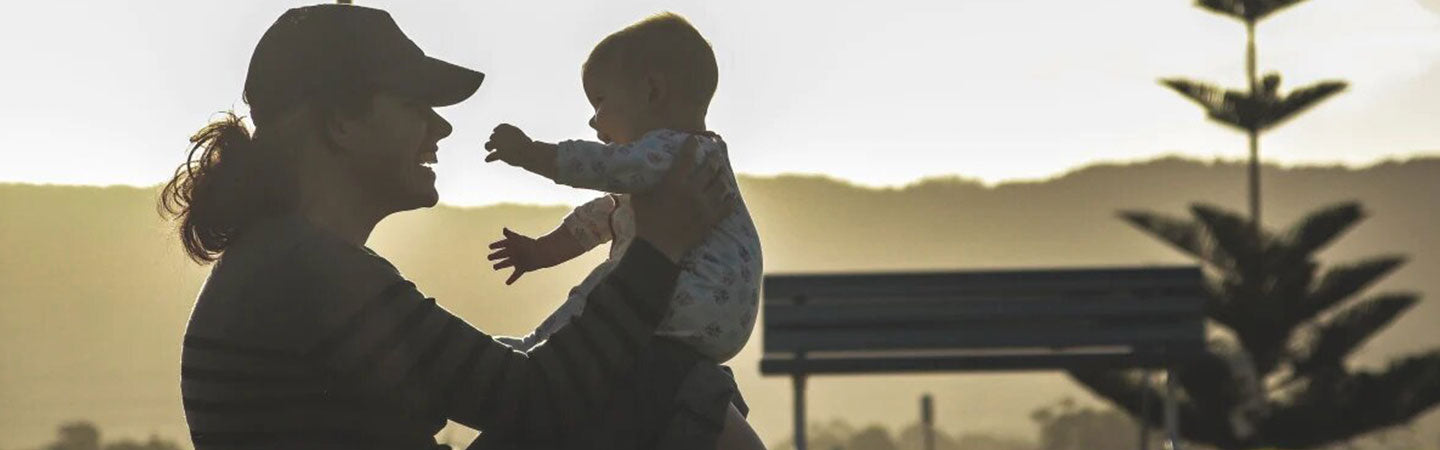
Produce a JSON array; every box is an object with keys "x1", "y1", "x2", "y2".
[{"x1": 501, "y1": 129, "x2": 763, "y2": 363}]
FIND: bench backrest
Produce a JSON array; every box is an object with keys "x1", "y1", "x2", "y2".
[{"x1": 761, "y1": 266, "x2": 1208, "y2": 375}]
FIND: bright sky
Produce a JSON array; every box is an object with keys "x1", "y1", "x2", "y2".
[{"x1": 2, "y1": 0, "x2": 1438, "y2": 206}]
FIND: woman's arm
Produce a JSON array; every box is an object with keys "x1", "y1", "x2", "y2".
[
  {"x1": 440, "y1": 240, "x2": 683, "y2": 436},
  {"x1": 292, "y1": 235, "x2": 676, "y2": 446},
  {"x1": 299, "y1": 145, "x2": 731, "y2": 447}
]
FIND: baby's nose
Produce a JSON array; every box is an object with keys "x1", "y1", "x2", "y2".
[{"x1": 588, "y1": 116, "x2": 611, "y2": 143}]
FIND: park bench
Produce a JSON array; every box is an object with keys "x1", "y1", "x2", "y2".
[{"x1": 760, "y1": 266, "x2": 1209, "y2": 450}]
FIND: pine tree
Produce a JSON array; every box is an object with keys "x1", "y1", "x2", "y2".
[
  {"x1": 1070, "y1": 202, "x2": 1440, "y2": 449},
  {"x1": 1160, "y1": 0, "x2": 1346, "y2": 235}
]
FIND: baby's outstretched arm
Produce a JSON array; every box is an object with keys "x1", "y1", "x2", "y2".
[
  {"x1": 487, "y1": 227, "x2": 585, "y2": 285},
  {"x1": 553, "y1": 133, "x2": 705, "y2": 194},
  {"x1": 486, "y1": 125, "x2": 705, "y2": 195},
  {"x1": 484, "y1": 123, "x2": 559, "y2": 179},
  {"x1": 487, "y1": 196, "x2": 617, "y2": 285}
]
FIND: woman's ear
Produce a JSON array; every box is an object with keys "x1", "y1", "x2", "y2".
[{"x1": 322, "y1": 107, "x2": 360, "y2": 154}]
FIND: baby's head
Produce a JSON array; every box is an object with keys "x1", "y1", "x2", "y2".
[{"x1": 582, "y1": 12, "x2": 717, "y2": 144}]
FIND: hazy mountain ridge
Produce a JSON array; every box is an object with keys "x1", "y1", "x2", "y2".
[{"x1": 2, "y1": 155, "x2": 1438, "y2": 449}]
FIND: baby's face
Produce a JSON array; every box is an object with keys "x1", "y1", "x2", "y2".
[{"x1": 582, "y1": 62, "x2": 652, "y2": 145}]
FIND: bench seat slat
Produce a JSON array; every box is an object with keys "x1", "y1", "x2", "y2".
[
  {"x1": 765, "y1": 296, "x2": 1205, "y2": 327},
  {"x1": 765, "y1": 266, "x2": 1204, "y2": 300}
]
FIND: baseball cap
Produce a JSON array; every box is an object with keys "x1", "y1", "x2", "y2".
[{"x1": 243, "y1": 4, "x2": 484, "y2": 119}]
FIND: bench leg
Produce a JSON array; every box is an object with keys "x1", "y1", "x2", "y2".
[
  {"x1": 793, "y1": 374, "x2": 807, "y2": 450},
  {"x1": 1138, "y1": 371, "x2": 1151, "y2": 450},
  {"x1": 921, "y1": 393, "x2": 935, "y2": 450},
  {"x1": 1164, "y1": 368, "x2": 1181, "y2": 450}
]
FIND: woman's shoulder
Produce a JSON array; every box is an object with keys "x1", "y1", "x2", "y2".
[
  {"x1": 210, "y1": 215, "x2": 407, "y2": 301},
  {"x1": 189, "y1": 215, "x2": 412, "y2": 345},
  {"x1": 217, "y1": 214, "x2": 322, "y2": 265}
]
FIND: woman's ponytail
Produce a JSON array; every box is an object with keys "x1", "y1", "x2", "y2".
[{"x1": 160, "y1": 111, "x2": 288, "y2": 264}]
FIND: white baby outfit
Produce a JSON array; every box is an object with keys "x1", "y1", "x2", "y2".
[{"x1": 502, "y1": 129, "x2": 762, "y2": 363}]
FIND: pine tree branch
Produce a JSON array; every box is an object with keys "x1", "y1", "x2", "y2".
[
  {"x1": 1191, "y1": 204, "x2": 1265, "y2": 278},
  {"x1": 1290, "y1": 293, "x2": 1419, "y2": 373},
  {"x1": 1068, "y1": 368, "x2": 1245, "y2": 448},
  {"x1": 1303, "y1": 256, "x2": 1409, "y2": 319},
  {"x1": 1258, "y1": 350, "x2": 1440, "y2": 448},
  {"x1": 1119, "y1": 209, "x2": 1235, "y2": 272},
  {"x1": 1266, "y1": 202, "x2": 1363, "y2": 272},
  {"x1": 1257, "y1": 81, "x2": 1348, "y2": 132},
  {"x1": 1195, "y1": 0, "x2": 1315, "y2": 23}
]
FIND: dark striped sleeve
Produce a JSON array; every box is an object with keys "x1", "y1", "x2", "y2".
[{"x1": 299, "y1": 238, "x2": 679, "y2": 446}]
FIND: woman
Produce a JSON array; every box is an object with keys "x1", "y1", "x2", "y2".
[{"x1": 162, "y1": 4, "x2": 764, "y2": 449}]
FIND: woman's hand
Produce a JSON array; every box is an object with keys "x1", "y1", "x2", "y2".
[{"x1": 632, "y1": 137, "x2": 733, "y2": 263}]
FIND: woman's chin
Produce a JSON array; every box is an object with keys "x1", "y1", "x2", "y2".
[
  {"x1": 395, "y1": 189, "x2": 440, "y2": 211},
  {"x1": 411, "y1": 176, "x2": 440, "y2": 208},
  {"x1": 386, "y1": 169, "x2": 441, "y2": 211}
]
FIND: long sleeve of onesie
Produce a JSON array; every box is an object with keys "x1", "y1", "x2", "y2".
[{"x1": 553, "y1": 130, "x2": 705, "y2": 194}]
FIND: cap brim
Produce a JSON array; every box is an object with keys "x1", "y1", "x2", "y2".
[{"x1": 377, "y1": 56, "x2": 484, "y2": 107}]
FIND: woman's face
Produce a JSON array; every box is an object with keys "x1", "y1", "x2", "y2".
[{"x1": 331, "y1": 91, "x2": 452, "y2": 214}]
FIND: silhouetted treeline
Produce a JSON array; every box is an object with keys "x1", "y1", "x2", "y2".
[
  {"x1": 25, "y1": 421, "x2": 182, "y2": 450},
  {"x1": 770, "y1": 398, "x2": 1434, "y2": 450}
]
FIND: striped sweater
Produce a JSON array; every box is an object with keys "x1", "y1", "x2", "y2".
[{"x1": 180, "y1": 215, "x2": 679, "y2": 449}]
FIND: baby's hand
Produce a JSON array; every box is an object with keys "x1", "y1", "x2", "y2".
[
  {"x1": 484, "y1": 123, "x2": 538, "y2": 167},
  {"x1": 487, "y1": 228, "x2": 546, "y2": 285}
]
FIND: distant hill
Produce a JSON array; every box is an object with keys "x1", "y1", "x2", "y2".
[{"x1": 3, "y1": 156, "x2": 1439, "y2": 449}]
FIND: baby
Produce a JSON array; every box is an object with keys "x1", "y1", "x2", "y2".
[{"x1": 483, "y1": 13, "x2": 762, "y2": 366}]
